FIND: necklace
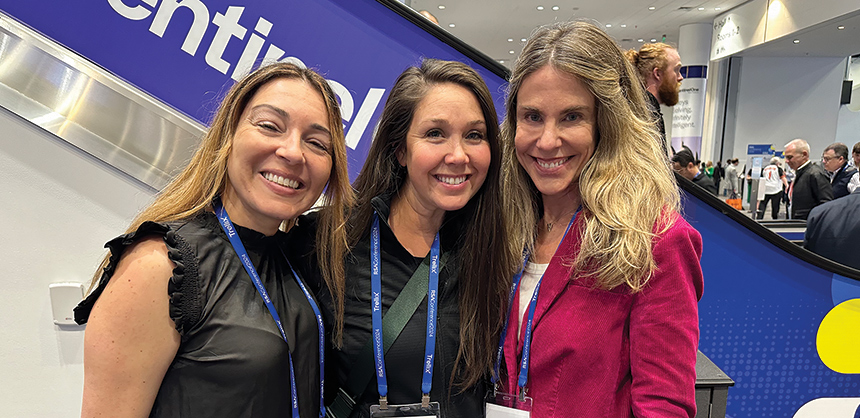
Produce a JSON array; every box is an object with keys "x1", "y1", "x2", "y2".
[{"x1": 543, "y1": 208, "x2": 579, "y2": 233}]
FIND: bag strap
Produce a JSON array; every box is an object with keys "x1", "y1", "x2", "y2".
[{"x1": 342, "y1": 252, "x2": 447, "y2": 402}]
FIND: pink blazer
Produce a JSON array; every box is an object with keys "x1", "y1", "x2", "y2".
[{"x1": 501, "y1": 213, "x2": 704, "y2": 418}]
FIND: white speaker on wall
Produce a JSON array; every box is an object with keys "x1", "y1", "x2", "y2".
[{"x1": 49, "y1": 282, "x2": 85, "y2": 325}]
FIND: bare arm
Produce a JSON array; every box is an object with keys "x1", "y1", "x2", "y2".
[{"x1": 81, "y1": 236, "x2": 181, "y2": 418}]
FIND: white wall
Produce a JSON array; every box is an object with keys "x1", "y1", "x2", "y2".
[
  {"x1": 0, "y1": 106, "x2": 154, "y2": 417},
  {"x1": 730, "y1": 56, "x2": 846, "y2": 158}
]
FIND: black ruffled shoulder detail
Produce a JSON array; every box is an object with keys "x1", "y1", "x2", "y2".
[{"x1": 73, "y1": 220, "x2": 202, "y2": 336}]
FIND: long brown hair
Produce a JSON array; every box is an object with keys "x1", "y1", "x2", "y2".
[
  {"x1": 502, "y1": 21, "x2": 680, "y2": 292},
  {"x1": 349, "y1": 58, "x2": 518, "y2": 389},
  {"x1": 89, "y1": 63, "x2": 354, "y2": 328}
]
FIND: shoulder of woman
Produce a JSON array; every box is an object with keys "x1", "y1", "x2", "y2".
[{"x1": 654, "y1": 212, "x2": 702, "y2": 253}]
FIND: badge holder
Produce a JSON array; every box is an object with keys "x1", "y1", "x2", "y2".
[
  {"x1": 369, "y1": 395, "x2": 441, "y2": 417},
  {"x1": 485, "y1": 389, "x2": 533, "y2": 418}
]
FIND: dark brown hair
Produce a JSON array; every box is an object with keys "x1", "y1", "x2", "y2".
[{"x1": 349, "y1": 58, "x2": 517, "y2": 389}]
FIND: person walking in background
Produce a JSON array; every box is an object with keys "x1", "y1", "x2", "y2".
[
  {"x1": 757, "y1": 157, "x2": 788, "y2": 220},
  {"x1": 725, "y1": 158, "x2": 740, "y2": 197},
  {"x1": 783, "y1": 139, "x2": 833, "y2": 220},
  {"x1": 498, "y1": 21, "x2": 703, "y2": 418},
  {"x1": 714, "y1": 161, "x2": 724, "y2": 195}
]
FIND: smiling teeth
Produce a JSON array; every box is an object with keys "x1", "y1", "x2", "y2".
[
  {"x1": 537, "y1": 158, "x2": 569, "y2": 169},
  {"x1": 437, "y1": 175, "x2": 467, "y2": 185},
  {"x1": 264, "y1": 172, "x2": 299, "y2": 189}
]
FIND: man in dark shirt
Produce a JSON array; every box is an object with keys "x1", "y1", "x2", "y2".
[
  {"x1": 626, "y1": 43, "x2": 684, "y2": 158},
  {"x1": 804, "y1": 188, "x2": 860, "y2": 270},
  {"x1": 672, "y1": 148, "x2": 717, "y2": 195},
  {"x1": 821, "y1": 142, "x2": 858, "y2": 199},
  {"x1": 784, "y1": 139, "x2": 833, "y2": 220}
]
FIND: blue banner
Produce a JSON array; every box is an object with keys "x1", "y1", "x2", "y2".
[
  {"x1": 0, "y1": 0, "x2": 506, "y2": 180},
  {"x1": 747, "y1": 143, "x2": 775, "y2": 155}
]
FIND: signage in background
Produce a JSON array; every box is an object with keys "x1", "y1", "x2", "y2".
[
  {"x1": 0, "y1": 0, "x2": 507, "y2": 180},
  {"x1": 710, "y1": 0, "x2": 767, "y2": 60},
  {"x1": 671, "y1": 65, "x2": 707, "y2": 156},
  {"x1": 747, "y1": 143, "x2": 775, "y2": 155}
]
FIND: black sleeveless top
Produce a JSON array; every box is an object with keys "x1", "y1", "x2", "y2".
[{"x1": 75, "y1": 212, "x2": 321, "y2": 418}]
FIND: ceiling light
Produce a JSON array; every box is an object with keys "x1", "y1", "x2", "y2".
[
  {"x1": 438, "y1": 5, "x2": 445, "y2": 9},
  {"x1": 793, "y1": 39, "x2": 800, "y2": 44},
  {"x1": 510, "y1": 50, "x2": 516, "y2": 54},
  {"x1": 638, "y1": 38, "x2": 644, "y2": 42},
  {"x1": 698, "y1": 7, "x2": 705, "y2": 10},
  {"x1": 499, "y1": 60, "x2": 505, "y2": 64},
  {"x1": 552, "y1": 5, "x2": 560, "y2": 11},
  {"x1": 448, "y1": 23, "x2": 455, "y2": 28},
  {"x1": 648, "y1": 6, "x2": 656, "y2": 10},
  {"x1": 537, "y1": 6, "x2": 544, "y2": 11},
  {"x1": 837, "y1": 25, "x2": 845, "y2": 30},
  {"x1": 606, "y1": 24, "x2": 612, "y2": 28},
  {"x1": 508, "y1": 38, "x2": 514, "y2": 42},
  {"x1": 621, "y1": 24, "x2": 627, "y2": 28},
  {"x1": 521, "y1": 38, "x2": 527, "y2": 42},
  {"x1": 715, "y1": 7, "x2": 721, "y2": 11},
  {"x1": 651, "y1": 38, "x2": 657, "y2": 42}
]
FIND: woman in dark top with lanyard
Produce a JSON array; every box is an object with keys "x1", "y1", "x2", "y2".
[
  {"x1": 74, "y1": 62, "x2": 353, "y2": 418},
  {"x1": 291, "y1": 59, "x2": 517, "y2": 418}
]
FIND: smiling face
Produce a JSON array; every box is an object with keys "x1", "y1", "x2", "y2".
[
  {"x1": 515, "y1": 65, "x2": 597, "y2": 202},
  {"x1": 396, "y1": 82, "x2": 491, "y2": 220},
  {"x1": 222, "y1": 77, "x2": 333, "y2": 235}
]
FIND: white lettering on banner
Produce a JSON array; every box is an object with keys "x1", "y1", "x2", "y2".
[
  {"x1": 108, "y1": 0, "x2": 385, "y2": 150},
  {"x1": 150, "y1": 0, "x2": 210, "y2": 56},
  {"x1": 107, "y1": 0, "x2": 157, "y2": 20},
  {"x1": 207, "y1": 6, "x2": 247, "y2": 74}
]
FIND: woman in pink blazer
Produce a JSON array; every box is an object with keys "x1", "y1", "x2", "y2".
[{"x1": 494, "y1": 21, "x2": 704, "y2": 418}]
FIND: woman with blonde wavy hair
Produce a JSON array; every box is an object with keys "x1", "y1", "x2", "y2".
[
  {"x1": 74, "y1": 62, "x2": 352, "y2": 418},
  {"x1": 492, "y1": 21, "x2": 704, "y2": 417}
]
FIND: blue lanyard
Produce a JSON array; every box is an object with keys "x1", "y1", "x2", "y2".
[
  {"x1": 370, "y1": 213, "x2": 441, "y2": 403},
  {"x1": 492, "y1": 207, "x2": 581, "y2": 399},
  {"x1": 213, "y1": 198, "x2": 326, "y2": 418}
]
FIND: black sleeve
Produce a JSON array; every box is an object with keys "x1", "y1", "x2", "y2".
[{"x1": 813, "y1": 171, "x2": 834, "y2": 204}]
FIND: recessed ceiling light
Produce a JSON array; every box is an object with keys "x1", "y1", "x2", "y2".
[
  {"x1": 698, "y1": 7, "x2": 705, "y2": 10},
  {"x1": 448, "y1": 23, "x2": 455, "y2": 28},
  {"x1": 552, "y1": 5, "x2": 560, "y2": 11},
  {"x1": 499, "y1": 60, "x2": 505, "y2": 64},
  {"x1": 715, "y1": 7, "x2": 721, "y2": 11},
  {"x1": 606, "y1": 24, "x2": 612, "y2": 28},
  {"x1": 620, "y1": 24, "x2": 627, "y2": 28},
  {"x1": 509, "y1": 50, "x2": 516, "y2": 54},
  {"x1": 651, "y1": 38, "x2": 657, "y2": 42},
  {"x1": 649, "y1": 6, "x2": 656, "y2": 10},
  {"x1": 521, "y1": 38, "x2": 527, "y2": 42},
  {"x1": 793, "y1": 39, "x2": 800, "y2": 44},
  {"x1": 438, "y1": 5, "x2": 445, "y2": 9},
  {"x1": 537, "y1": 6, "x2": 544, "y2": 11},
  {"x1": 508, "y1": 38, "x2": 514, "y2": 42},
  {"x1": 837, "y1": 25, "x2": 845, "y2": 30},
  {"x1": 638, "y1": 38, "x2": 644, "y2": 42}
]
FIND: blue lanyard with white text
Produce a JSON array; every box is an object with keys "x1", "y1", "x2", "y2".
[
  {"x1": 214, "y1": 198, "x2": 326, "y2": 418},
  {"x1": 492, "y1": 206, "x2": 581, "y2": 400},
  {"x1": 370, "y1": 213, "x2": 441, "y2": 404}
]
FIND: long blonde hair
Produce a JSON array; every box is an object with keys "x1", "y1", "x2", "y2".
[
  {"x1": 502, "y1": 21, "x2": 680, "y2": 291},
  {"x1": 90, "y1": 63, "x2": 353, "y2": 324}
]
